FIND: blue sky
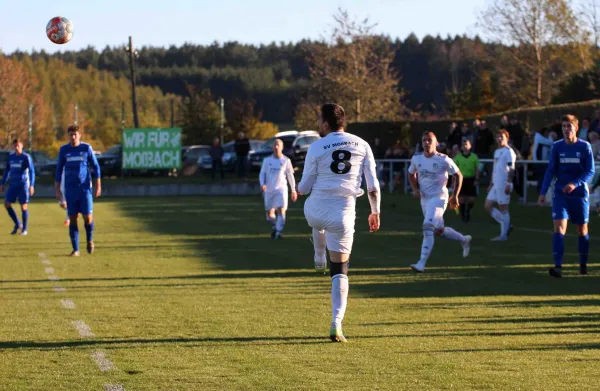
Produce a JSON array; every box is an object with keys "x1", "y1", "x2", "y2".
[{"x1": 3, "y1": 0, "x2": 484, "y2": 53}]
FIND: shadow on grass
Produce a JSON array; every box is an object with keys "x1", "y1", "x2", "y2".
[{"x1": 110, "y1": 196, "x2": 600, "y2": 299}]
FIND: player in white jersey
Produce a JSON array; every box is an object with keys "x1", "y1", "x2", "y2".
[
  {"x1": 298, "y1": 103, "x2": 380, "y2": 343},
  {"x1": 408, "y1": 131, "x2": 472, "y2": 273},
  {"x1": 259, "y1": 139, "x2": 297, "y2": 239},
  {"x1": 485, "y1": 130, "x2": 516, "y2": 241}
]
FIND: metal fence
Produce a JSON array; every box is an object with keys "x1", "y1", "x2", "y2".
[{"x1": 374, "y1": 159, "x2": 600, "y2": 204}]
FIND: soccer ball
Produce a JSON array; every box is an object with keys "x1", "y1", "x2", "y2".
[{"x1": 46, "y1": 17, "x2": 74, "y2": 44}]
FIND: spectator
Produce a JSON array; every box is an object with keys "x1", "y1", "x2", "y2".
[
  {"x1": 234, "y1": 132, "x2": 250, "y2": 179},
  {"x1": 507, "y1": 118, "x2": 524, "y2": 152},
  {"x1": 451, "y1": 144, "x2": 460, "y2": 158},
  {"x1": 209, "y1": 137, "x2": 225, "y2": 180},
  {"x1": 580, "y1": 117, "x2": 591, "y2": 141},
  {"x1": 550, "y1": 118, "x2": 563, "y2": 140},
  {"x1": 371, "y1": 137, "x2": 386, "y2": 159},
  {"x1": 473, "y1": 119, "x2": 494, "y2": 158},
  {"x1": 532, "y1": 128, "x2": 553, "y2": 194},
  {"x1": 460, "y1": 122, "x2": 474, "y2": 145},
  {"x1": 446, "y1": 122, "x2": 462, "y2": 151},
  {"x1": 500, "y1": 115, "x2": 509, "y2": 129},
  {"x1": 589, "y1": 131, "x2": 600, "y2": 160},
  {"x1": 591, "y1": 109, "x2": 600, "y2": 133}
]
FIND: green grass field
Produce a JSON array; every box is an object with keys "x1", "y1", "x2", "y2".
[{"x1": 1, "y1": 194, "x2": 599, "y2": 390}]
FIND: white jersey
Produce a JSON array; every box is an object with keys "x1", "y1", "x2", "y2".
[
  {"x1": 298, "y1": 131, "x2": 378, "y2": 196},
  {"x1": 492, "y1": 146, "x2": 516, "y2": 186},
  {"x1": 259, "y1": 155, "x2": 295, "y2": 193},
  {"x1": 408, "y1": 152, "x2": 459, "y2": 199}
]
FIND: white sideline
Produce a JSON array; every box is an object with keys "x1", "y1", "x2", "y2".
[
  {"x1": 44, "y1": 267, "x2": 55, "y2": 274},
  {"x1": 47, "y1": 275, "x2": 59, "y2": 281},
  {"x1": 41, "y1": 260, "x2": 51, "y2": 265},
  {"x1": 104, "y1": 385, "x2": 125, "y2": 391},
  {"x1": 72, "y1": 321, "x2": 95, "y2": 338},
  {"x1": 38, "y1": 253, "x2": 46, "y2": 258},
  {"x1": 91, "y1": 351, "x2": 115, "y2": 372},
  {"x1": 60, "y1": 299, "x2": 76, "y2": 309}
]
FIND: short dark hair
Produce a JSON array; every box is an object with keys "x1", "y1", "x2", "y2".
[
  {"x1": 12, "y1": 138, "x2": 23, "y2": 145},
  {"x1": 422, "y1": 130, "x2": 436, "y2": 139},
  {"x1": 67, "y1": 124, "x2": 80, "y2": 133},
  {"x1": 321, "y1": 103, "x2": 345, "y2": 131},
  {"x1": 561, "y1": 114, "x2": 578, "y2": 128}
]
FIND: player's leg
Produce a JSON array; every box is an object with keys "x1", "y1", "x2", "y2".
[
  {"x1": 548, "y1": 194, "x2": 568, "y2": 277},
  {"x1": 434, "y1": 198, "x2": 471, "y2": 257},
  {"x1": 304, "y1": 197, "x2": 328, "y2": 273},
  {"x1": 18, "y1": 187, "x2": 30, "y2": 235},
  {"x1": 66, "y1": 192, "x2": 81, "y2": 256},
  {"x1": 494, "y1": 203, "x2": 511, "y2": 240},
  {"x1": 4, "y1": 195, "x2": 21, "y2": 234},
  {"x1": 486, "y1": 188, "x2": 509, "y2": 240},
  {"x1": 570, "y1": 197, "x2": 590, "y2": 275},
  {"x1": 81, "y1": 190, "x2": 95, "y2": 254},
  {"x1": 264, "y1": 192, "x2": 277, "y2": 237},
  {"x1": 411, "y1": 198, "x2": 436, "y2": 272},
  {"x1": 274, "y1": 207, "x2": 287, "y2": 239}
]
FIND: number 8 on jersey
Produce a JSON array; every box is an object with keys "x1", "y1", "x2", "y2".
[{"x1": 330, "y1": 150, "x2": 352, "y2": 174}]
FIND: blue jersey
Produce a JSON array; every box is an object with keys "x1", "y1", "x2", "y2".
[
  {"x1": 1, "y1": 152, "x2": 35, "y2": 188},
  {"x1": 540, "y1": 139, "x2": 595, "y2": 198},
  {"x1": 55, "y1": 143, "x2": 101, "y2": 189}
]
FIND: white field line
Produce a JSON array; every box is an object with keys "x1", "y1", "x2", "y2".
[
  {"x1": 44, "y1": 267, "x2": 54, "y2": 274},
  {"x1": 72, "y1": 321, "x2": 95, "y2": 338},
  {"x1": 60, "y1": 299, "x2": 76, "y2": 309},
  {"x1": 104, "y1": 385, "x2": 125, "y2": 391},
  {"x1": 41, "y1": 260, "x2": 51, "y2": 265},
  {"x1": 91, "y1": 351, "x2": 115, "y2": 372}
]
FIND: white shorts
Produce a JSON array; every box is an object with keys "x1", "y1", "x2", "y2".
[
  {"x1": 421, "y1": 196, "x2": 447, "y2": 229},
  {"x1": 486, "y1": 185, "x2": 511, "y2": 205},
  {"x1": 304, "y1": 195, "x2": 356, "y2": 254},
  {"x1": 264, "y1": 190, "x2": 287, "y2": 211}
]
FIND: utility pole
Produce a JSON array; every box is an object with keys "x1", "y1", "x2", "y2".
[
  {"x1": 170, "y1": 99, "x2": 175, "y2": 128},
  {"x1": 121, "y1": 102, "x2": 126, "y2": 130},
  {"x1": 28, "y1": 104, "x2": 33, "y2": 153},
  {"x1": 74, "y1": 103, "x2": 78, "y2": 125},
  {"x1": 126, "y1": 36, "x2": 140, "y2": 128},
  {"x1": 220, "y1": 98, "x2": 225, "y2": 145}
]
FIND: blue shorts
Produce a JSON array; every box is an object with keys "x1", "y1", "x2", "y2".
[
  {"x1": 5, "y1": 186, "x2": 29, "y2": 205},
  {"x1": 552, "y1": 194, "x2": 589, "y2": 225},
  {"x1": 65, "y1": 188, "x2": 93, "y2": 216}
]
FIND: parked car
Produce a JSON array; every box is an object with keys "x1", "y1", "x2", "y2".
[
  {"x1": 250, "y1": 131, "x2": 321, "y2": 169},
  {"x1": 200, "y1": 140, "x2": 264, "y2": 172},
  {"x1": 97, "y1": 144, "x2": 122, "y2": 177},
  {"x1": 182, "y1": 145, "x2": 210, "y2": 167},
  {"x1": 0, "y1": 150, "x2": 9, "y2": 176}
]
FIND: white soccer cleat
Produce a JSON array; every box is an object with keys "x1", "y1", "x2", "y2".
[
  {"x1": 314, "y1": 259, "x2": 327, "y2": 274},
  {"x1": 410, "y1": 263, "x2": 425, "y2": 273},
  {"x1": 462, "y1": 235, "x2": 472, "y2": 258},
  {"x1": 491, "y1": 235, "x2": 508, "y2": 242},
  {"x1": 19, "y1": 231, "x2": 28, "y2": 236}
]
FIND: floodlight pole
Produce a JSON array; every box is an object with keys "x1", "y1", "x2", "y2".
[
  {"x1": 220, "y1": 98, "x2": 225, "y2": 145},
  {"x1": 28, "y1": 104, "x2": 33, "y2": 153},
  {"x1": 127, "y1": 36, "x2": 140, "y2": 128}
]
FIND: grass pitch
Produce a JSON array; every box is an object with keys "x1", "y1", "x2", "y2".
[{"x1": 0, "y1": 194, "x2": 599, "y2": 390}]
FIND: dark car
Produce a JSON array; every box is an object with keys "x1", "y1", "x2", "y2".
[
  {"x1": 97, "y1": 145, "x2": 122, "y2": 177},
  {"x1": 200, "y1": 140, "x2": 264, "y2": 172},
  {"x1": 182, "y1": 145, "x2": 210, "y2": 168},
  {"x1": 250, "y1": 131, "x2": 320, "y2": 169}
]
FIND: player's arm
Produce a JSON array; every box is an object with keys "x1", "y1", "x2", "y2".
[
  {"x1": 576, "y1": 144, "x2": 595, "y2": 187},
  {"x1": 285, "y1": 159, "x2": 297, "y2": 201},
  {"x1": 407, "y1": 157, "x2": 419, "y2": 197},
  {"x1": 447, "y1": 158, "x2": 462, "y2": 208},
  {"x1": 27, "y1": 154, "x2": 35, "y2": 195},
  {"x1": 297, "y1": 147, "x2": 317, "y2": 195},
  {"x1": 362, "y1": 145, "x2": 381, "y2": 232},
  {"x1": 539, "y1": 144, "x2": 558, "y2": 203},
  {"x1": 88, "y1": 146, "x2": 102, "y2": 197},
  {"x1": 55, "y1": 147, "x2": 66, "y2": 200},
  {"x1": 259, "y1": 158, "x2": 267, "y2": 192}
]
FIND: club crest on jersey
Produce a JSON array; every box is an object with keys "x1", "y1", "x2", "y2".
[{"x1": 576, "y1": 152, "x2": 581, "y2": 157}]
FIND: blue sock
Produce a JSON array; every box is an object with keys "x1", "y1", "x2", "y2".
[
  {"x1": 69, "y1": 222, "x2": 79, "y2": 252},
  {"x1": 552, "y1": 233, "x2": 565, "y2": 268},
  {"x1": 6, "y1": 207, "x2": 20, "y2": 227},
  {"x1": 22, "y1": 210, "x2": 29, "y2": 231},
  {"x1": 85, "y1": 221, "x2": 94, "y2": 243},
  {"x1": 578, "y1": 234, "x2": 590, "y2": 267}
]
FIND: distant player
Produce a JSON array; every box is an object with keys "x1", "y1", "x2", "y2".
[
  {"x1": 408, "y1": 131, "x2": 471, "y2": 273},
  {"x1": 0, "y1": 139, "x2": 35, "y2": 235},
  {"x1": 259, "y1": 138, "x2": 297, "y2": 239},
  {"x1": 298, "y1": 103, "x2": 380, "y2": 343},
  {"x1": 538, "y1": 114, "x2": 594, "y2": 278},
  {"x1": 55, "y1": 125, "x2": 101, "y2": 256},
  {"x1": 485, "y1": 130, "x2": 516, "y2": 241},
  {"x1": 453, "y1": 139, "x2": 480, "y2": 222}
]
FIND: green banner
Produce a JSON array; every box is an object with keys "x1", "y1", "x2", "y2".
[{"x1": 122, "y1": 128, "x2": 182, "y2": 170}]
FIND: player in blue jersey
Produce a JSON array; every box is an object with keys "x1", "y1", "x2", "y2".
[
  {"x1": 55, "y1": 125, "x2": 101, "y2": 256},
  {"x1": 0, "y1": 139, "x2": 35, "y2": 235},
  {"x1": 538, "y1": 115, "x2": 595, "y2": 278}
]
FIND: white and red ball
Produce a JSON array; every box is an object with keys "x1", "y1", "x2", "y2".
[{"x1": 46, "y1": 16, "x2": 74, "y2": 44}]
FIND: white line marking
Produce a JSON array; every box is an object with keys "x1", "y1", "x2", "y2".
[
  {"x1": 53, "y1": 286, "x2": 67, "y2": 293},
  {"x1": 47, "y1": 275, "x2": 59, "y2": 281},
  {"x1": 44, "y1": 267, "x2": 55, "y2": 274},
  {"x1": 38, "y1": 253, "x2": 46, "y2": 258},
  {"x1": 60, "y1": 299, "x2": 76, "y2": 309},
  {"x1": 72, "y1": 321, "x2": 95, "y2": 338},
  {"x1": 91, "y1": 351, "x2": 115, "y2": 372},
  {"x1": 41, "y1": 260, "x2": 51, "y2": 265},
  {"x1": 104, "y1": 385, "x2": 125, "y2": 391}
]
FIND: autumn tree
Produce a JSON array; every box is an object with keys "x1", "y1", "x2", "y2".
[
  {"x1": 296, "y1": 9, "x2": 404, "y2": 127},
  {"x1": 179, "y1": 84, "x2": 221, "y2": 145}
]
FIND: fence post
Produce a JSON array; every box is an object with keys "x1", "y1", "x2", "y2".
[
  {"x1": 523, "y1": 161, "x2": 528, "y2": 204},
  {"x1": 404, "y1": 163, "x2": 409, "y2": 194},
  {"x1": 389, "y1": 161, "x2": 394, "y2": 193}
]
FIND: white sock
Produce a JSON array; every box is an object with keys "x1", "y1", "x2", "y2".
[
  {"x1": 275, "y1": 214, "x2": 285, "y2": 232},
  {"x1": 502, "y1": 212, "x2": 510, "y2": 236},
  {"x1": 65, "y1": 210, "x2": 69, "y2": 220},
  {"x1": 312, "y1": 229, "x2": 327, "y2": 264},
  {"x1": 418, "y1": 230, "x2": 435, "y2": 267},
  {"x1": 331, "y1": 274, "x2": 349, "y2": 329},
  {"x1": 441, "y1": 227, "x2": 466, "y2": 243},
  {"x1": 491, "y1": 208, "x2": 506, "y2": 236},
  {"x1": 266, "y1": 214, "x2": 276, "y2": 227}
]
